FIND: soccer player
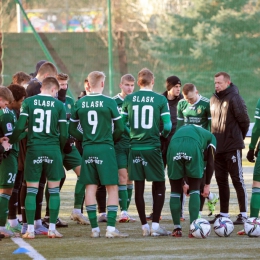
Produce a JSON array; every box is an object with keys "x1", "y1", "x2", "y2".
[
  {"x1": 9, "y1": 77, "x2": 67, "y2": 239},
  {"x1": 238, "y1": 98, "x2": 260, "y2": 235},
  {"x1": 167, "y1": 124, "x2": 216, "y2": 237},
  {"x1": 69, "y1": 71, "x2": 128, "y2": 238},
  {"x1": 113, "y1": 74, "x2": 135, "y2": 223},
  {"x1": 4, "y1": 84, "x2": 27, "y2": 234},
  {"x1": 177, "y1": 83, "x2": 219, "y2": 217},
  {"x1": 121, "y1": 68, "x2": 172, "y2": 236},
  {"x1": 147, "y1": 75, "x2": 183, "y2": 222},
  {"x1": 42, "y1": 73, "x2": 89, "y2": 227},
  {"x1": 0, "y1": 86, "x2": 17, "y2": 238},
  {"x1": 12, "y1": 71, "x2": 31, "y2": 88}
]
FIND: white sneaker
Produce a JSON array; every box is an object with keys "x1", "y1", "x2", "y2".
[
  {"x1": 35, "y1": 224, "x2": 48, "y2": 235},
  {"x1": 98, "y1": 213, "x2": 107, "y2": 223},
  {"x1": 22, "y1": 231, "x2": 35, "y2": 239},
  {"x1": 106, "y1": 228, "x2": 129, "y2": 238},
  {"x1": 91, "y1": 230, "x2": 101, "y2": 238},
  {"x1": 21, "y1": 223, "x2": 28, "y2": 234},
  {"x1": 142, "y1": 226, "x2": 150, "y2": 237},
  {"x1": 150, "y1": 226, "x2": 171, "y2": 236},
  {"x1": 48, "y1": 229, "x2": 63, "y2": 238},
  {"x1": 71, "y1": 212, "x2": 90, "y2": 225},
  {"x1": 119, "y1": 212, "x2": 136, "y2": 223},
  {"x1": 0, "y1": 227, "x2": 14, "y2": 238}
]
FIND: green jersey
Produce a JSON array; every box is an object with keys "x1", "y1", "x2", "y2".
[
  {"x1": 177, "y1": 95, "x2": 211, "y2": 130},
  {"x1": 249, "y1": 99, "x2": 260, "y2": 150},
  {"x1": 0, "y1": 108, "x2": 19, "y2": 153},
  {"x1": 70, "y1": 93, "x2": 122, "y2": 146},
  {"x1": 10, "y1": 94, "x2": 67, "y2": 148},
  {"x1": 121, "y1": 89, "x2": 171, "y2": 148},
  {"x1": 172, "y1": 124, "x2": 216, "y2": 151},
  {"x1": 113, "y1": 93, "x2": 130, "y2": 148}
]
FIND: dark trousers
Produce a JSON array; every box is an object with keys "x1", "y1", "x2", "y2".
[{"x1": 215, "y1": 150, "x2": 247, "y2": 213}]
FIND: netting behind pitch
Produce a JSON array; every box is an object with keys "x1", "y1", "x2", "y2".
[{"x1": 1, "y1": 0, "x2": 260, "y2": 120}]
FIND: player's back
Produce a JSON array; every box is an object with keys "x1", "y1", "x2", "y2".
[
  {"x1": 76, "y1": 94, "x2": 119, "y2": 145},
  {"x1": 173, "y1": 124, "x2": 216, "y2": 150},
  {"x1": 123, "y1": 89, "x2": 169, "y2": 148},
  {"x1": 22, "y1": 94, "x2": 65, "y2": 147}
]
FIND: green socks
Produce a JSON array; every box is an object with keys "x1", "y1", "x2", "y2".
[
  {"x1": 48, "y1": 187, "x2": 60, "y2": 224},
  {"x1": 25, "y1": 187, "x2": 38, "y2": 225},
  {"x1": 0, "y1": 193, "x2": 11, "y2": 226},
  {"x1": 118, "y1": 185, "x2": 128, "y2": 212},
  {"x1": 127, "y1": 184, "x2": 133, "y2": 209},
  {"x1": 189, "y1": 190, "x2": 200, "y2": 224},
  {"x1": 74, "y1": 180, "x2": 85, "y2": 209},
  {"x1": 107, "y1": 205, "x2": 118, "y2": 227},
  {"x1": 169, "y1": 192, "x2": 181, "y2": 226},
  {"x1": 86, "y1": 204, "x2": 98, "y2": 228},
  {"x1": 250, "y1": 187, "x2": 260, "y2": 217}
]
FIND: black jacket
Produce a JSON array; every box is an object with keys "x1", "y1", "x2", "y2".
[
  {"x1": 210, "y1": 83, "x2": 250, "y2": 153},
  {"x1": 161, "y1": 91, "x2": 183, "y2": 140}
]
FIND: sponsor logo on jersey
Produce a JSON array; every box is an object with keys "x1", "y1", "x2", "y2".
[
  {"x1": 85, "y1": 156, "x2": 103, "y2": 164},
  {"x1": 133, "y1": 156, "x2": 148, "y2": 166},
  {"x1": 33, "y1": 156, "x2": 53, "y2": 164},
  {"x1": 173, "y1": 152, "x2": 192, "y2": 161},
  {"x1": 6, "y1": 123, "x2": 13, "y2": 131}
]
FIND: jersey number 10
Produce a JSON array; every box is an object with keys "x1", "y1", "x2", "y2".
[{"x1": 132, "y1": 105, "x2": 153, "y2": 129}]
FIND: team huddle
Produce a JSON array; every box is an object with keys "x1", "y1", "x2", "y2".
[{"x1": 0, "y1": 61, "x2": 260, "y2": 239}]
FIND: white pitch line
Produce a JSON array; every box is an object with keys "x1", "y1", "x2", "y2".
[{"x1": 11, "y1": 237, "x2": 46, "y2": 260}]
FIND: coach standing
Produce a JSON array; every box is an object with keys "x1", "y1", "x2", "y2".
[{"x1": 210, "y1": 72, "x2": 250, "y2": 225}]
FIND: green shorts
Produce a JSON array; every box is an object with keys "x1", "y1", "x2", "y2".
[
  {"x1": 0, "y1": 150, "x2": 18, "y2": 188},
  {"x1": 115, "y1": 146, "x2": 129, "y2": 169},
  {"x1": 167, "y1": 137, "x2": 204, "y2": 180},
  {"x1": 253, "y1": 154, "x2": 260, "y2": 182},
  {"x1": 79, "y1": 144, "x2": 118, "y2": 185},
  {"x1": 63, "y1": 145, "x2": 82, "y2": 171},
  {"x1": 128, "y1": 148, "x2": 165, "y2": 181},
  {"x1": 24, "y1": 145, "x2": 64, "y2": 182}
]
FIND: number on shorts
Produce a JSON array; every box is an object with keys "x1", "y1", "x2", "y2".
[
  {"x1": 7, "y1": 173, "x2": 16, "y2": 184},
  {"x1": 33, "y1": 109, "x2": 51, "y2": 133},
  {"x1": 132, "y1": 105, "x2": 153, "y2": 129},
  {"x1": 88, "y1": 110, "x2": 98, "y2": 134}
]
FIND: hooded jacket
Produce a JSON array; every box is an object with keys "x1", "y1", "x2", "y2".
[{"x1": 210, "y1": 83, "x2": 250, "y2": 153}]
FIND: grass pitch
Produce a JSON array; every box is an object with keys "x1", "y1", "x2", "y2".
[{"x1": 1, "y1": 166, "x2": 260, "y2": 260}]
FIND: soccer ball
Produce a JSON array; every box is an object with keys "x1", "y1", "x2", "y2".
[
  {"x1": 190, "y1": 218, "x2": 211, "y2": 238},
  {"x1": 213, "y1": 217, "x2": 234, "y2": 237},
  {"x1": 244, "y1": 217, "x2": 260, "y2": 237}
]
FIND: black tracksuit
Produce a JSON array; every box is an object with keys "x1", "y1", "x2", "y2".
[{"x1": 210, "y1": 83, "x2": 250, "y2": 213}]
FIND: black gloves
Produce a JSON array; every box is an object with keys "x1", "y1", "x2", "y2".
[
  {"x1": 63, "y1": 138, "x2": 74, "y2": 154},
  {"x1": 247, "y1": 149, "x2": 255, "y2": 163}
]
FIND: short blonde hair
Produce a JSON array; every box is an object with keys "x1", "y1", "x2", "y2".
[
  {"x1": 182, "y1": 83, "x2": 196, "y2": 95},
  {"x1": 57, "y1": 73, "x2": 69, "y2": 81},
  {"x1": 42, "y1": 77, "x2": 60, "y2": 91},
  {"x1": 137, "y1": 68, "x2": 154, "y2": 86},
  {"x1": 88, "y1": 71, "x2": 106, "y2": 88},
  {"x1": 12, "y1": 71, "x2": 31, "y2": 85},
  {"x1": 38, "y1": 62, "x2": 58, "y2": 77},
  {"x1": 121, "y1": 74, "x2": 135, "y2": 83},
  {"x1": 0, "y1": 86, "x2": 14, "y2": 103}
]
